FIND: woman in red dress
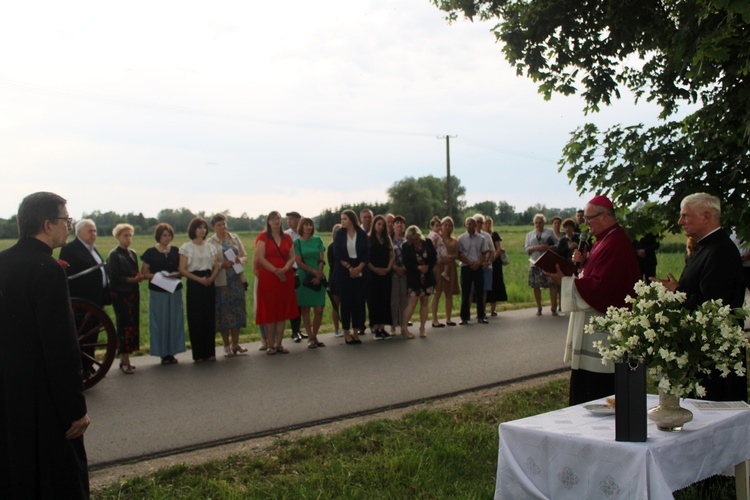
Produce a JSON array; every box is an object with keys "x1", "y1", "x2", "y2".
[{"x1": 255, "y1": 211, "x2": 299, "y2": 354}]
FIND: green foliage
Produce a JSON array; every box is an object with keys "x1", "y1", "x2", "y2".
[
  {"x1": 316, "y1": 201, "x2": 391, "y2": 232},
  {"x1": 433, "y1": 0, "x2": 750, "y2": 239},
  {"x1": 0, "y1": 216, "x2": 17, "y2": 239},
  {"x1": 387, "y1": 174, "x2": 466, "y2": 226}
]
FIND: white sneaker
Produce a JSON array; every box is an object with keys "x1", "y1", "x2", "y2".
[{"x1": 334, "y1": 329, "x2": 344, "y2": 337}]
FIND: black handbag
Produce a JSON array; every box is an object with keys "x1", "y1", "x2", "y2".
[
  {"x1": 302, "y1": 273, "x2": 326, "y2": 291},
  {"x1": 614, "y1": 355, "x2": 647, "y2": 442}
]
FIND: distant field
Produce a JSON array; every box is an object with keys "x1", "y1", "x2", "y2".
[{"x1": 0, "y1": 226, "x2": 688, "y2": 356}]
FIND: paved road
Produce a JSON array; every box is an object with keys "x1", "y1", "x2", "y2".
[{"x1": 85, "y1": 308, "x2": 571, "y2": 468}]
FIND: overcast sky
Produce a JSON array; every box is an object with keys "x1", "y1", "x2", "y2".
[{"x1": 0, "y1": 0, "x2": 662, "y2": 220}]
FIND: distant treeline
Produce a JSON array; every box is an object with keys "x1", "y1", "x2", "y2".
[{"x1": 0, "y1": 202, "x2": 582, "y2": 239}]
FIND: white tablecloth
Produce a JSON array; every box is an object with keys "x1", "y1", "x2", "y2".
[{"x1": 495, "y1": 395, "x2": 750, "y2": 499}]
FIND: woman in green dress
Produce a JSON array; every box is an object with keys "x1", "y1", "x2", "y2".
[{"x1": 294, "y1": 217, "x2": 327, "y2": 348}]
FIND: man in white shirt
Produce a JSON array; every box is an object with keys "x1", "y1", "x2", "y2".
[
  {"x1": 360, "y1": 209, "x2": 373, "y2": 234},
  {"x1": 457, "y1": 217, "x2": 490, "y2": 324},
  {"x1": 285, "y1": 211, "x2": 306, "y2": 342},
  {"x1": 473, "y1": 214, "x2": 494, "y2": 318}
]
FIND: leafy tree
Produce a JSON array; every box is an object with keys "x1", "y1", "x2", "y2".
[
  {"x1": 433, "y1": 0, "x2": 750, "y2": 238},
  {"x1": 388, "y1": 175, "x2": 466, "y2": 227},
  {"x1": 316, "y1": 202, "x2": 391, "y2": 232},
  {"x1": 465, "y1": 200, "x2": 499, "y2": 221},
  {"x1": 518, "y1": 204, "x2": 548, "y2": 225},
  {"x1": 496, "y1": 200, "x2": 517, "y2": 225},
  {"x1": 0, "y1": 217, "x2": 18, "y2": 239},
  {"x1": 155, "y1": 208, "x2": 200, "y2": 233}
]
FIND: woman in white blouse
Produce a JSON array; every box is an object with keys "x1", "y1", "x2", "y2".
[{"x1": 179, "y1": 217, "x2": 221, "y2": 362}]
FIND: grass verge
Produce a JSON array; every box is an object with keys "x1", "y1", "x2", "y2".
[{"x1": 92, "y1": 376, "x2": 735, "y2": 499}]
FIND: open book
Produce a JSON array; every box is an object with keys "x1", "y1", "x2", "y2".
[{"x1": 532, "y1": 250, "x2": 576, "y2": 277}]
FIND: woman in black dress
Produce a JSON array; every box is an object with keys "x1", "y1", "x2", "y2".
[
  {"x1": 367, "y1": 215, "x2": 394, "y2": 339},
  {"x1": 107, "y1": 223, "x2": 144, "y2": 374},
  {"x1": 401, "y1": 225, "x2": 437, "y2": 338},
  {"x1": 484, "y1": 217, "x2": 508, "y2": 316},
  {"x1": 326, "y1": 224, "x2": 342, "y2": 337}
]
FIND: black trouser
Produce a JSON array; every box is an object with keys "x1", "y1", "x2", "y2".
[
  {"x1": 460, "y1": 266, "x2": 484, "y2": 321},
  {"x1": 289, "y1": 310, "x2": 301, "y2": 333},
  {"x1": 186, "y1": 270, "x2": 216, "y2": 360}
]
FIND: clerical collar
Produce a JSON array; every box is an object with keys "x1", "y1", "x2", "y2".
[{"x1": 697, "y1": 226, "x2": 722, "y2": 244}]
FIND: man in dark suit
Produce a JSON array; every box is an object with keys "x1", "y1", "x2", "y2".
[
  {"x1": 59, "y1": 219, "x2": 108, "y2": 306},
  {"x1": 657, "y1": 192, "x2": 747, "y2": 402},
  {"x1": 0, "y1": 192, "x2": 90, "y2": 499},
  {"x1": 59, "y1": 219, "x2": 109, "y2": 376}
]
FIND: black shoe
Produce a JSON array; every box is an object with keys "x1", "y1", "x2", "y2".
[
  {"x1": 381, "y1": 330, "x2": 392, "y2": 340},
  {"x1": 459, "y1": 320, "x2": 469, "y2": 325},
  {"x1": 478, "y1": 318, "x2": 489, "y2": 324},
  {"x1": 407, "y1": 321, "x2": 413, "y2": 326},
  {"x1": 374, "y1": 331, "x2": 384, "y2": 341},
  {"x1": 292, "y1": 331, "x2": 302, "y2": 343},
  {"x1": 298, "y1": 331, "x2": 308, "y2": 339}
]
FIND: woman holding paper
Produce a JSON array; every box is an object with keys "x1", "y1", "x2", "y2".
[
  {"x1": 141, "y1": 223, "x2": 186, "y2": 365},
  {"x1": 524, "y1": 213, "x2": 558, "y2": 316},
  {"x1": 208, "y1": 213, "x2": 248, "y2": 358}
]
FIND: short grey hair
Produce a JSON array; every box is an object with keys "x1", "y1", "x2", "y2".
[
  {"x1": 75, "y1": 219, "x2": 96, "y2": 234},
  {"x1": 472, "y1": 213, "x2": 485, "y2": 223},
  {"x1": 533, "y1": 213, "x2": 546, "y2": 224},
  {"x1": 681, "y1": 193, "x2": 721, "y2": 219}
]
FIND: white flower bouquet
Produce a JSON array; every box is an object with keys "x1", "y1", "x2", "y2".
[{"x1": 586, "y1": 280, "x2": 749, "y2": 398}]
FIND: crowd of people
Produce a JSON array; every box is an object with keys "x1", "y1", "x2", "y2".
[
  {"x1": 3, "y1": 191, "x2": 748, "y2": 498},
  {"x1": 58, "y1": 208, "x2": 522, "y2": 370},
  {"x1": 59, "y1": 203, "x2": 702, "y2": 376}
]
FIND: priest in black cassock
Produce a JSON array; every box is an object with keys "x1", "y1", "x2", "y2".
[
  {"x1": 0, "y1": 192, "x2": 90, "y2": 499},
  {"x1": 655, "y1": 192, "x2": 747, "y2": 402}
]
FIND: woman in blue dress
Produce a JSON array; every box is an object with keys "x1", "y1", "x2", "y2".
[{"x1": 141, "y1": 223, "x2": 185, "y2": 365}]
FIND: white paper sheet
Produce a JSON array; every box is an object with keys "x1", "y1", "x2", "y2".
[
  {"x1": 224, "y1": 248, "x2": 244, "y2": 274},
  {"x1": 151, "y1": 271, "x2": 181, "y2": 293}
]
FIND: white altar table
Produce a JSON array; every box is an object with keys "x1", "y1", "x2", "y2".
[{"x1": 494, "y1": 395, "x2": 750, "y2": 499}]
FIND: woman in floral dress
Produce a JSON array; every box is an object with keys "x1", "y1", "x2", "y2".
[
  {"x1": 208, "y1": 213, "x2": 248, "y2": 358},
  {"x1": 401, "y1": 225, "x2": 437, "y2": 338}
]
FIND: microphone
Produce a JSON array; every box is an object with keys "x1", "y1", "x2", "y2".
[{"x1": 575, "y1": 232, "x2": 589, "y2": 275}]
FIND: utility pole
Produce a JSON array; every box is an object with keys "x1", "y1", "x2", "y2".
[{"x1": 437, "y1": 135, "x2": 457, "y2": 217}]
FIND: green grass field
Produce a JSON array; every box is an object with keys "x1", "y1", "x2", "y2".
[{"x1": 0, "y1": 227, "x2": 688, "y2": 356}]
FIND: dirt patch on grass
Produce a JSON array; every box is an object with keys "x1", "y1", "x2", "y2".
[{"x1": 90, "y1": 371, "x2": 568, "y2": 490}]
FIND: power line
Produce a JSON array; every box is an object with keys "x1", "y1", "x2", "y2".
[{"x1": 0, "y1": 78, "x2": 436, "y2": 138}]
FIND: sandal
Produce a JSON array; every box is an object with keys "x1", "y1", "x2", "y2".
[
  {"x1": 432, "y1": 323, "x2": 445, "y2": 328},
  {"x1": 266, "y1": 347, "x2": 276, "y2": 355},
  {"x1": 276, "y1": 347, "x2": 290, "y2": 354},
  {"x1": 315, "y1": 340, "x2": 326, "y2": 348},
  {"x1": 446, "y1": 321, "x2": 457, "y2": 326},
  {"x1": 119, "y1": 362, "x2": 135, "y2": 374},
  {"x1": 307, "y1": 341, "x2": 318, "y2": 349}
]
